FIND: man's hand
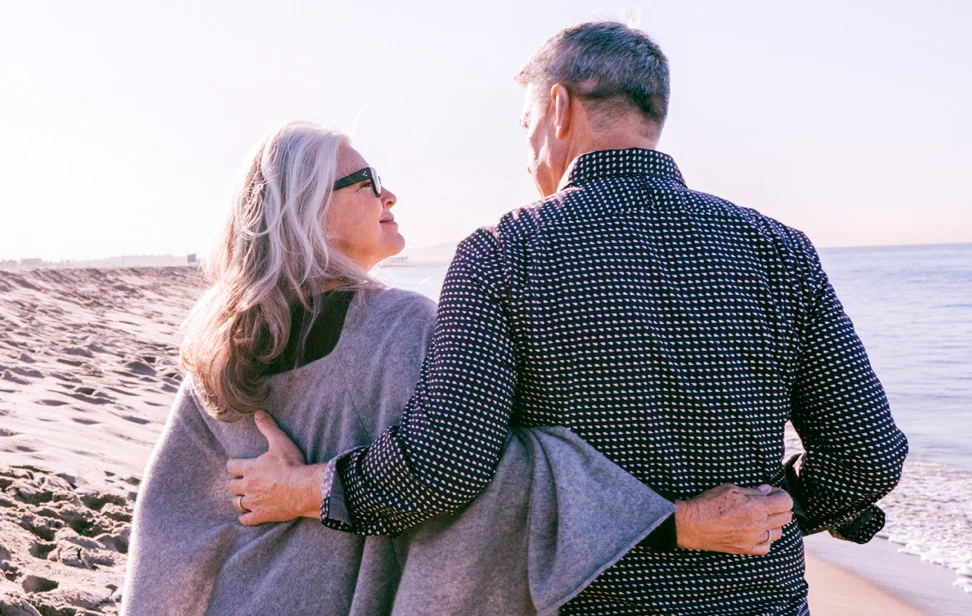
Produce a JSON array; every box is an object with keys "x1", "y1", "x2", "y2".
[
  {"x1": 675, "y1": 484, "x2": 794, "y2": 555},
  {"x1": 226, "y1": 411, "x2": 325, "y2": 526}
]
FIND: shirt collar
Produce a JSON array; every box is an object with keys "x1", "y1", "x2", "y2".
[{"x1": 557, "y1": 148, "x2": 686, "y2": 192}]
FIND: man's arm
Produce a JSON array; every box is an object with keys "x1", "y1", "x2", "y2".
[
  {"x1": 228, "y1": 228, "x2": 796, "y2": 551},
  {"x1": 326, "y1": 230, "x2": 519, "y2": 534},
  {"x1": 786, "y1": 234, "x2": 908, "y2": 542},
  {"x1": 231, "y1": 413, "x2": 796, "y2": 555}
]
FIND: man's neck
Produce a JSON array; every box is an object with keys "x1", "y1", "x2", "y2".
[{"x1": 564, "y1": 132, "x2": 659, "y2": 170}]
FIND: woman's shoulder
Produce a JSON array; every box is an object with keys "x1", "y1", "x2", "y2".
[{"x1": 360, "y1": 287, "x2": 437, "y2": 325}]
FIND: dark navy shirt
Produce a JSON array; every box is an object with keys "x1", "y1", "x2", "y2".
[{"x1": 325, "y1": 149, "x2": 908, "y2": 615}]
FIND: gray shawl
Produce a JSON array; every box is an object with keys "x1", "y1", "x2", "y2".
[{"x1": 122, "y1": 288, "x2": 674, "y2": 615}]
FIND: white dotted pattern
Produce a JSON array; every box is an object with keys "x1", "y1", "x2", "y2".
[{"x1": 329, "y1": 149, "x2": 908, "y2": 615}]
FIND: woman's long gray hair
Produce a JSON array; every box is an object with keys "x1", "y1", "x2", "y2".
[{"x1": 181, "y1": 121, "x2": 378, "y2": 420}]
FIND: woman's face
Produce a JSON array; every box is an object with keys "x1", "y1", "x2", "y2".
[{"x1": 325, "y1": 145, "x2": 405, "y2": 271}]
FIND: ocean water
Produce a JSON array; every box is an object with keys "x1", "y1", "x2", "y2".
[
  {"x1": 818, "y1": 243, "x2": 972, "y2": 594},
  {"x1": 378, "y1": 242, "x2": 972, "y2": 591}
]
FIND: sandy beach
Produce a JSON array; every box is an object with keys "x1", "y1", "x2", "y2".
[
  {"x1": 805, "y1": 551, "x2": 928, "y2": 615},
  {"x1": 0, "y1": 265, "x2": 961, "y2": 614},
  {"x1": 0, "y1": 267, "x2": 207, "y2": 613}
]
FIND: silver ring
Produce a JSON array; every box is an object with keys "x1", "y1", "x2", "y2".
[
  {"x1": 766, "y1": 529, "x2": 773, "y2": 544},
  {"x1": 234, "y1": 494, "x2": 251, "y2": 514}
]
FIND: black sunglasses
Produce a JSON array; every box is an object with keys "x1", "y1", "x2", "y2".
[{"x1": 333, "y1": 167, "x2": 382, "y2": 198}]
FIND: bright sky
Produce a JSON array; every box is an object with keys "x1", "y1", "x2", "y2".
[{"x1": 1, "y1": 1, "x2": 970, "y2": 261}]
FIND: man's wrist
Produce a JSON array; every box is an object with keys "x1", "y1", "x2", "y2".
[
  {"x1": 673, "y1": 499, "x2": 697, "y2": 550},
  {"x1": 294, "y1": 462, "x2": 326, "y2": 519}
]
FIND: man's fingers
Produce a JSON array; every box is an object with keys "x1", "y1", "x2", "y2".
[
  {"x1": 229, "y1": 478, "x2": 245, "y2": 494},
  {"x1": 253, "y1": 410, "x2": 305, "y2": 462},
  {"x1": 226, "y1": 458, "x2": 253, "y2": 477},
  {"x1": 238, "y1": 512, "x2": 262, "y2": 527},
  {"x1": 253, "y1": 410, "x2": 285, "y2": 446}
]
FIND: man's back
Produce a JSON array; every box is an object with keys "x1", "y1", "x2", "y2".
[
  {"x1": 462, "y1": 148, "x2": 906, "y2": 614},
  {"x1": 504, "y1": 148, "x2": 807, "y2": 497},
  {"x1": 326, "y1": 148, "x2": 906, "y2": 615}
]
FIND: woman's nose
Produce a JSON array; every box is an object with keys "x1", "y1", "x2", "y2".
[{"x1": 381, "y1": 187, "x2": 397, "y2": 208}]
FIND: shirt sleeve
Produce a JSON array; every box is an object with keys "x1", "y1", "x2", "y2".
[
  {"x1": 322, "y1": 230, "x2": 519, "y2": 535},
  {"x1": 787, "y1": 233, "x2": 909, "y2": 543}
]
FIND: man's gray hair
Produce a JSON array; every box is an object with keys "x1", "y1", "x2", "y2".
[{"x1": 515, "y1": 21, "x2": 670, "y2": 127}]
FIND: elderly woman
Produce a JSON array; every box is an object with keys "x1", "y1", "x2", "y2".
[{"x1": 120, "y1": 121, "x2": 673, "y2": 615}]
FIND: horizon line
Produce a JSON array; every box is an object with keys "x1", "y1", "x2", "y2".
[{"x1": 2, "y1": 239, "x2": 970, "y2": 265}]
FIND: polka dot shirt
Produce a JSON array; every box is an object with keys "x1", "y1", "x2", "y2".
[{"x1": 326, "y1": 148, "x2": 908, "y2": 615}]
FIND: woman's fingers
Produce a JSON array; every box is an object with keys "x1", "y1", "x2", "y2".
[{"x1": 765, "y1": 510, "x2": 793, "y2": 529}]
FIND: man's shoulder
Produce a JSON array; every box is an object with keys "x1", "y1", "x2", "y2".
[
  {"x1": 454, "y1": 184, "x2": 820, "y2": 277},
  {"x1": 682, "y1": 187, "x2": 819, "y2": 263},
  {"x1": 456, "y1": 190, "x2": 582, "y2": 257}
]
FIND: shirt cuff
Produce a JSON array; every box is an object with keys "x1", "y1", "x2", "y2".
[
  {"x1": 640, "y1": 511, "x2": 677, "y2": 551},
  {"x1": 319, "y1": 457, "x2": 352, "y2": 531},
  {"x1": 783, "y1": 453, "x2": 885, "y2": 543}
]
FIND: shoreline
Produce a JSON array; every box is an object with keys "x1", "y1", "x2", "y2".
[{"x1": 805, "y1": 534, "x2": 972, "y2": 616}]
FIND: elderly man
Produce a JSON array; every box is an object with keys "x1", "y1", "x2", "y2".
[{"x1": 231, "y1": 21, "x2": 907, "y2": 615}]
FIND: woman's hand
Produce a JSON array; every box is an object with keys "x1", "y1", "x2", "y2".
[{"x1": 226, "y1": 411, "x2": 325, "y2": 526}]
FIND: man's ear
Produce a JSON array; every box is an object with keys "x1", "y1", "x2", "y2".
[{"x1": 551, "y1": 83, "x2": 571, "y2": 140}]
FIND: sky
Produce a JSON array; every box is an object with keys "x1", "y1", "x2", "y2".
[{"x1": 0, "y1": 0, "x2": 970, "y2": 261}]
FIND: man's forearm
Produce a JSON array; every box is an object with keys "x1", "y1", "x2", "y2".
[
  {"x1": 321, "y1": 235, "x2": 519, "y2": 535},
  {"x1": 789, "y1": 241, "x2": 909, "y2": 543},
  {"x1": 782, "y1": 452, "x2": 900, "y2": 543}
]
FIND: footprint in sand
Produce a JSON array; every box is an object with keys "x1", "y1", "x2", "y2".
[
  {"x1": 63, "y1": 346, "x2": 94, "y2": 358},
  {"x1": 123, "y1": 360, "x2": 156, "y2": 376},
  {"x1": 21, "y1": 574, "x2": 58, "y2": 593},
  {"x1": 64, "y1": 392, "x2": 113, "y2": 405},
  {"x1": 11, "y1": 366, "x2": 44, "y2": 379},
  {"x1": 105, "y1": 386, "x2": 137, "y2": 397},
  {"x1": 120, "y1": 415, "x2": 151, "y2": 425},
  {"x1": 78, "y1": 489, "x2": 128, "y2": 512},
  {"x1": 18, "y1": 515, "x2": 60, "y2": 541},
  {"x1": 49, "y1": 371, "x2": 81, "y2": 383},
  {"x1": 36, "y1": 399, "x2": 69, "y2": 407},
  {"x1": 1, "y1": 370, "x2": 31, "y2": 385},
  {"x1": 28, "y1": 541, "x2": 57, "y2": 559}
]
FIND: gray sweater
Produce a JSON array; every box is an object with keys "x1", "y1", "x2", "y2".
[{"x1": 122, "y1": 288, "x2": 675, "y2": 615}]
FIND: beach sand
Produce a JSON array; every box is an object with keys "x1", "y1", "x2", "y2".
[
  {"x1": 806, "y1": 551, "x2": 928, "y2": 615},
  {"x1": 0, "y1": 267, "x2": 207, "y2": 613},
  {"x1": 0, "y1": 266, "x2": 958, "y2": 614}
]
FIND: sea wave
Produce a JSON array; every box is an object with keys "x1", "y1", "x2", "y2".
[
  {"x1": 786, "y1": 424, "x2": 972, "y2": 593},
  {"x1": 879, "y1": 459, "x2": 972, "y2": 593}
]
